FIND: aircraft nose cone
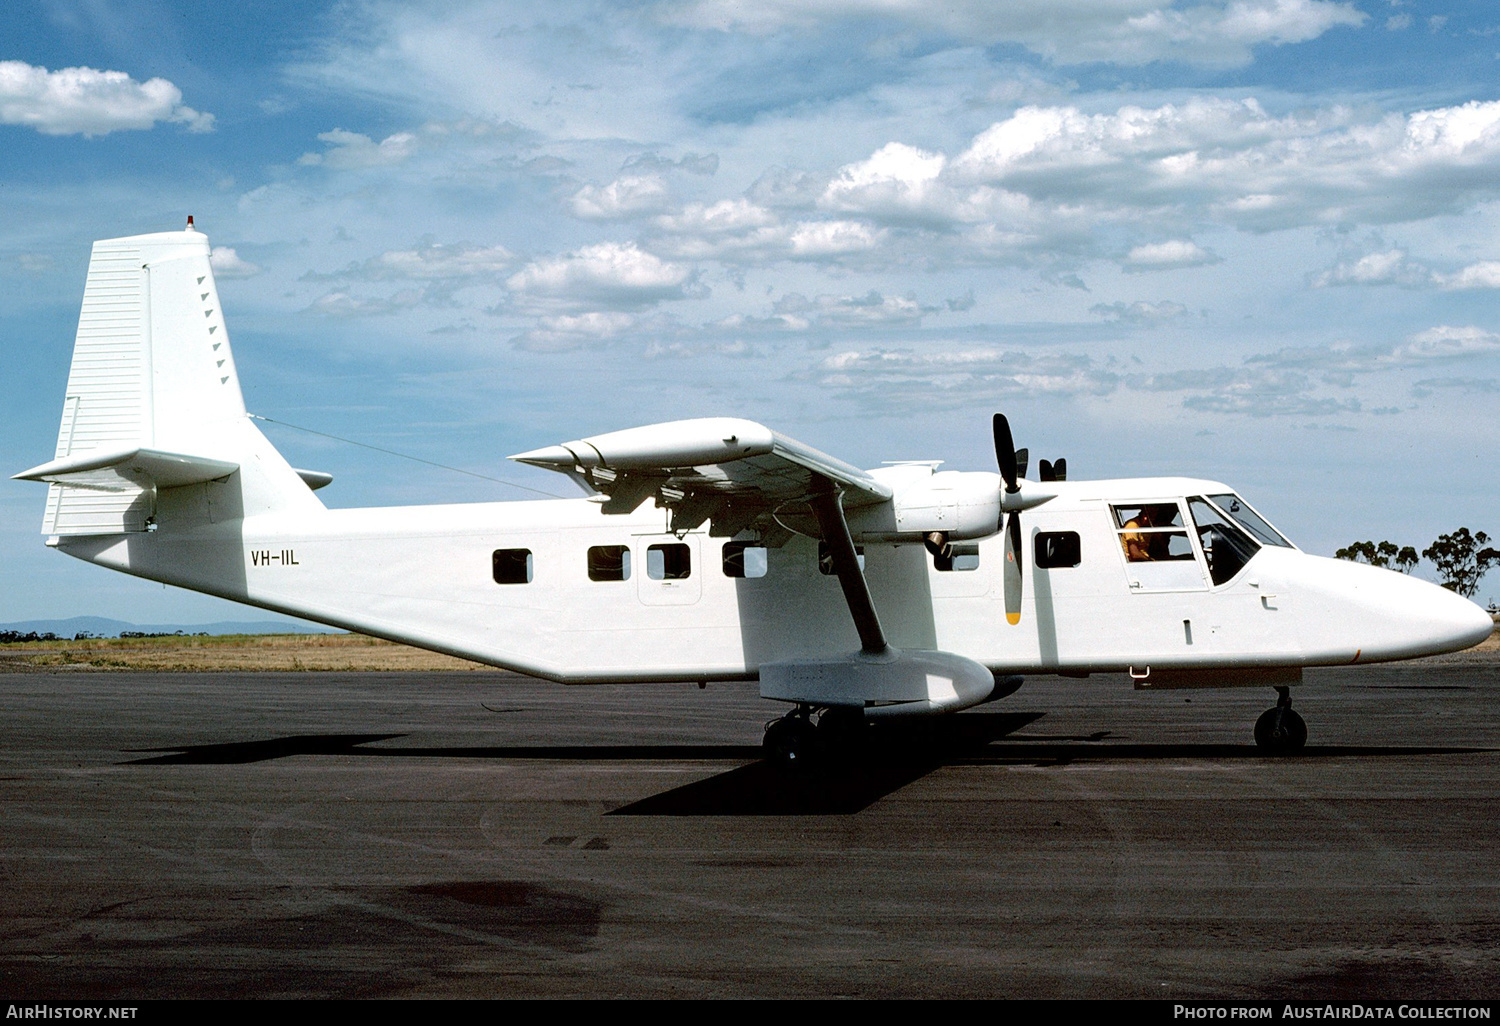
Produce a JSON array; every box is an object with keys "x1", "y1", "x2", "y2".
[
  {"x1": 1444, "y1": 593, "x2": 1496, "y2": 651},
  {"x1": 1386, "y1": 572, "x2": 1494, "y2": 658},
  {"x1": 1294, "y1": 555, "x2": 1496, "y2": 662}
]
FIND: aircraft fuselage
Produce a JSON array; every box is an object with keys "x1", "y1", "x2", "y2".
[{"x1": 54, "y1": 471, "x2": 1491, "y2": 684}]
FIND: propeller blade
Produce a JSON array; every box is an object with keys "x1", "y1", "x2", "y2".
[
  {"x1": 1004, "y1": 510, "x2": 1024, "y2": 625},
  {"x1": 1054, "y1": 457, "x2": 1066, "y2": 482},
  {"x1": 992, "y1": 414, "x2": 1017, "y2": 492},
  {"x1": 1015, "y1": 447, "x2": 1029, "y2": 481},
  {"x1": 1039, "y1": 458, "x2": 1054, "y2": 483}
]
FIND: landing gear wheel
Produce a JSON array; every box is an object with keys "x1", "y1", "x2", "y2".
[
  {"x1": 1254, "y1": 706, "x2": 1307, "y2": 753},
  {"x1": 764, "y1": 714, "x2": 820, "y2": 770}
]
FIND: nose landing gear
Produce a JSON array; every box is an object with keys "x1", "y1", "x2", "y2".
[{"x1": 1254, "y1": 685, "x2": 1307, "y2": 753}]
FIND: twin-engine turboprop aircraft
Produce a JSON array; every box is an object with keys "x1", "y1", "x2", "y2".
[{"x1": 16, "y1": 226, "x2": 1495, "y2": 765}]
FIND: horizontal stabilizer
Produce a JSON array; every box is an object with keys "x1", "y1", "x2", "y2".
[{"x1": 14, "y1": 447, "x2": 239, "y2": 492}]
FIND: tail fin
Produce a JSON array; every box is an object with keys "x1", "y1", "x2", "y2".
[{"x1": 15, "y1": 226, "x2": 321, "y2": 534}]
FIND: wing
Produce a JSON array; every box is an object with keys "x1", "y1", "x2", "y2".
[{"x1": 509, "y1": 417, "x2": 891, "y2": 539}]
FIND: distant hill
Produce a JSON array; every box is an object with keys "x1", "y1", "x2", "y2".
[{"x1": 0, "y1": 616, "x2": 342, "y2": 639}]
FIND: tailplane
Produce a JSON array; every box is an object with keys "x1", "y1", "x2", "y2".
[{"x1": 14, "y1": 224, "x2": 321, "y2": 534}]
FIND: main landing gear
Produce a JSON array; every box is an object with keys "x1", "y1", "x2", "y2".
[
  {"x1": 763, "y1": 705, "x2": 870, "y2": 770},
  {"x1": 1254, "y1": 685, "x2": 1307, "y2": 754}
]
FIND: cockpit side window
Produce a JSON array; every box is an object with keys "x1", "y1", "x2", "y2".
[
  {"x1": 1207, "y1": 493, "x2": 1292, "y2": 548},
  {"x1": 1112, "y1": 503, "x2": 1195, "y2": 563},
  {"x1": 1189, "y1": 496, "x2": 1260, "y2": 585}
]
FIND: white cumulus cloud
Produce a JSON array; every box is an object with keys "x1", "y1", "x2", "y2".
[
  {"x1": 1314, "y1": 250, "x2": 1500, "y2": 290},
  {"x1": 651, "y1": 202, "x2": 883, "y2": 263},
  {"x1": 209, "y1": 247, "x2": 262, "y2": 279},
  {"x1": 506, "y1": 242, "x2": 697, "y2": 309},
  {"x1": 299, "y1": 129, "x2": 417, "y2": 169},
  {"x1": 0, "y1": 61, "x2": 212, "y2": 136},
  {"x1": 812, "y1": 96, "x2": 1500, "y2": 253},
  {"x1": 775, "y1": 290, "x2": 930, "y2": 327},
  {"x1": 1123, "y1": 240, "x2": 1219, "y2": 271},
  {"x1": 1313, "y1": 249, "x2": 1432, "y2": 287},
  {"x1": 655, "y1": 198, "x2": 778, "y2": 235},
  {"x1": 513, "y1": 311, "x2": 638, "y2": 352},
  {"x1": 788, "y1": 219, "x2": 883, "y2": 257},
  {"x1": 570, "y1": 174, "x2": 673, "y2": 220},
  {"x1": 1437, "y1": 261, "x2": 1500, "y2": 290},
  {"x1": 821, "y1": 142, "x2": 948, "y2": 220},
  {"x1": 1388, "y1": 326, "x2": 1500, "y2": 363}
]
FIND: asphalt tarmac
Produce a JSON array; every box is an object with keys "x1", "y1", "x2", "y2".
[{"x1": 2, "y1": 660, "x2": 1498, "y2": 999}]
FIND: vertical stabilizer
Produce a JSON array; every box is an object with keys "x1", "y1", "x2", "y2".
[{"x1": 37, "y1": 227, "x2": 320, "y2": 535}]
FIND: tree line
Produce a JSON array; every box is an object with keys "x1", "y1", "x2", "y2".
[
  {"x1": 0, "y1": 629, "x2": 208, "y2": 644},
  {"x1": 1336, "y1": 528, "x2": 1500, "y2": 598}
]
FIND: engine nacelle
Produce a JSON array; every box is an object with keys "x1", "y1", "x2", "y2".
[
  {"x1": 879, "y1": 470, "x2": 1001, "y2": 541},
  {"x1": 759, "y1": 647, "x2": 996, "y2": 718}
]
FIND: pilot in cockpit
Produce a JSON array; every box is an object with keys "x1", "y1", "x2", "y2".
[{"x1": 1121, "y1": 504, "x2": 1179, "y2": 562}]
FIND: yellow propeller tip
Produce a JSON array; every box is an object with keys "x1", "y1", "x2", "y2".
[{"x1": 1006, "y1": 613, "x2": 1021, "y2": 625}]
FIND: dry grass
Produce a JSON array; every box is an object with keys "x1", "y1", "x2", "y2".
[{"x1": 0, "y1": 632, "x2": 488, "y2": 672}]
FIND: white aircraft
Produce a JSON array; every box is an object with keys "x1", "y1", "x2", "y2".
[{"x1": 16, "y1": 226, "x2": 1495, "y2": 766}]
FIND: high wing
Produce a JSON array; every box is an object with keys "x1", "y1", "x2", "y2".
[{"x1": 509, "y1": 417, "x2": 892, "y2": 540}]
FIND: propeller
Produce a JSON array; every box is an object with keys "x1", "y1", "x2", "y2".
[
  {"x1": 993, "y1": 414, "x2": 1025, "y2": 626},
  {"x1": 993, "y1": 416, "x2": 1066, "y2": 625}
]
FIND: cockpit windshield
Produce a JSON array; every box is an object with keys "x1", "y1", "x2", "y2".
[
  {"x1": 1188, "y1": 496, "x2": 1260, "y2": 586},
  {"x1": 1207, "y1": 493, "x2": 1292, "y2": 548}
]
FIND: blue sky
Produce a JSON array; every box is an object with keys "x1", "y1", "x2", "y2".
[{"x1": 3, "y1": 0, "x2": 1499, "y2": 623}]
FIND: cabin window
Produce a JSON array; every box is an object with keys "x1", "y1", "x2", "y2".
[
  {"x1": 588, "y1": 545, "x2": 631, "y2": 582},
  {"x1": 492, "y1": 548, "x2": 533, "y2": 585},
  {"x1": 1112, "y1": 503, "x2": 1195, "y2": 563},
  {"x1": 934, "y1": 543, "x2": 980, "y2": 572},
  {"x1": 1035, "y1": 531, "x2": 1081, "y2": 568},
  {"x1": 723, "y1": 541, "x2": 768, "y2": 579},
  {"x1": 817, "y1": 542, "x2": 865, "y2": 575},
  {"x1": 647, "y1": 543, "x2": 691, "y2": 580},
  {"x1": 1188, "y1": 497, "x2": 1260, "y2": 585}
]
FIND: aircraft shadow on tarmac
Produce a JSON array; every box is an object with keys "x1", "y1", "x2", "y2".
[{"x1": 121, "y1": 713, "x2": 1491, "y2": 816}]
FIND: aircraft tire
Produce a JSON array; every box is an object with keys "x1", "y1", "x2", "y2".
[
  {"x1": 764, "y1": 716, "x2": 819, "y2": 771},
  {"x1": 1254, "y1": 706, "x2": 1308, "y2": 753}
]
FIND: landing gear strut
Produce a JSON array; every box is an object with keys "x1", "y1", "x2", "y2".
[{"x1": 1254, "y1": 686, "x2": 1307, "y2": 753}]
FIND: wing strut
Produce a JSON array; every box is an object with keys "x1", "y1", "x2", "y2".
[{"x1": 808, "y1": 480, "x2": 888, "y2": 656}]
